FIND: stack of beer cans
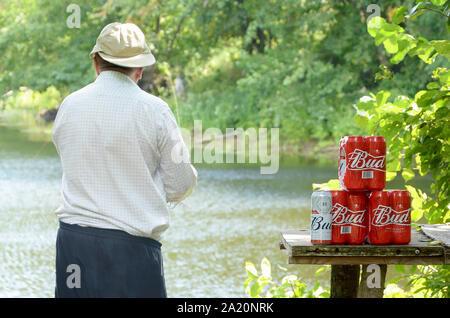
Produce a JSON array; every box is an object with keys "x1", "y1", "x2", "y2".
[{"x1": 310, "y1": 136, "x2": 411, "y2": 245}]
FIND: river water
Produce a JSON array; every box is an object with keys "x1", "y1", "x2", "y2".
[{"x1": 0, "y1": 123, "x2": 430, "y2": 297}]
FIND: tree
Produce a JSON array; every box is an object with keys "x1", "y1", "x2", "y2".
[{"x1": 317, "y1": 0, "x2": 449, "y2": 297}]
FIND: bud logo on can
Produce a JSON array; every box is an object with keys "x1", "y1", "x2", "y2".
[
  {"x1": 371, "y1": 205, "x2": 411, "y2": 227},
  {"x1": 311, "y1": 215, "x2": 332, "y2": 230},
  {"x1": 332, "y1": 203, "x2": 366, "y2": 227},
  {"x1": 347, "y1": 149, "x2": 385, "y2": 172}
]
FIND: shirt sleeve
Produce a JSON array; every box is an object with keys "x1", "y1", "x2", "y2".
[{"x1": 157, "y1": 106, "x2": 197, "y2": 203}]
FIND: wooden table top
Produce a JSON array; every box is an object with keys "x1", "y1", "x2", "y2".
[{"x1": 279, "y1": 224, "x2": 449, "y2": 265}]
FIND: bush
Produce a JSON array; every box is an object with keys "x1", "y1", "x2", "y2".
[
  {"x1": 1, "y1": 86, "x2": 61, "y2": 112},
  {"x1": 243, "y1": 258, "x2": 330, "y2": 298}
]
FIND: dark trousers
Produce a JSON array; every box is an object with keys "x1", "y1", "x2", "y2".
[{"x1": 55, "y1": 221, "x2": 166, "y2": 298}]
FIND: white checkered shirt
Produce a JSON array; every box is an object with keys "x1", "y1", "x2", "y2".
[{"x1": 52, "y1": 71, "x2": 197, "y2": 241}]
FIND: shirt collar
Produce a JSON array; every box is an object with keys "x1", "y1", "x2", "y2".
[{"x1": 95, "y1": 70, "x2": 137, "y2": 87}]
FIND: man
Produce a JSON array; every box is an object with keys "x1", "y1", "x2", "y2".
[{"x1": 52, "y1": 22, "x2": 197, "y2": 297}]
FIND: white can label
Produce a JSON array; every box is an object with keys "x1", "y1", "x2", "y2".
[
  {"x1": 311, "y1": 191, "x2": 332, "y2": 242},
  {"x1": 311, "y1": 214, "x2": 332, "y2": 241}
]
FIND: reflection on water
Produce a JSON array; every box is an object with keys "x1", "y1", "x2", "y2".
[{"x1": 0, "y1": 124, "x2": 431, "y2": 297}]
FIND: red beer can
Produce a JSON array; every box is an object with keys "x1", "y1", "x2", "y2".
[
  {"x1": 330, "y1": 190, "x2": 348, "y2": 244},
  {"x1": 368, "y1": 190, "x2": 392, "y2": 245},
  {"x1": 339, "y1": 136, "x2": 386, "y2": 191},
  {"x1": 390, "y1": 190, "x2": 411, "y2": 245},
  {"x1": 330, "y1": 191, "x2": 367, "y2": 245},
  {"x1": 339, "y1": 136, "x2": 368, "y2": 191},
  {"x1": 367, "y1": 136, "x2": 386, "y2": 190},
  {"x1": 368, "y1": 190, "x2": 411, "y2": 245},
  {"x1": 347, "y1": 193, "x2": 368, "y2": 245}
]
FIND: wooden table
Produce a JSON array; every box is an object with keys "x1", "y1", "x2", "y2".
[{"x1": 279, "y1": 224, "x2": 449, "y2": 298}]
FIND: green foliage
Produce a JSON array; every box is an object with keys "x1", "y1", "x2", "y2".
[
  {"x1": 1, "y1": 0, "x2": 446, "y2": 147},
  {"x1": 388, "y1": 264, "x2": 450, "y2": 298},
  {"x1": 313, "y1": 179, "x2": 340, "y2": 191},
  {"x1": 244, "y1": 258, "x2": 330, "y2": 298},
  {"x1": 361, "y1": 2, "x2": 449, "y2": 298},
  {"x1": 0, "y1": 86, "x2": 61, "y2": 112},
  {"x1": 359, "y1": 2, "x2": 450, "y2": 224},
  {"x1": 361, "y1": 1, "x2": 450, "y2": 297},
  {"x1": 313, "y1": 1, "x2": 449, "y2": 298}
]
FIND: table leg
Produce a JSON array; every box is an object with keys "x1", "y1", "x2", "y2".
[{"x1": 330, "y1": 265, "x2": 360, "y2": 298}]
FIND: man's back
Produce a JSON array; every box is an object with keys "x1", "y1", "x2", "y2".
[{"x1": 52, "y1": 71, "x2": 197, "y2": 240}]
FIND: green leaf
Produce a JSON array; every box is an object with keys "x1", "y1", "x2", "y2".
[
  {"x1": 415, "y1": 90, "x2": 449, "y2": 108},
  {"x1": 387, "y1": 160, "x2": 401, "y2": 172},
  {"x1": 444, "y1": 210, "x2": 450, "y2": 223},
  {"x1": 435, "y1": 68, "x2": 449, "y2": 83},
  {"x1": 408, "y1": 2, "x2": 428, "y2": 20},
  {"x1": 392, "y1": 7, "x2": 408, "y2": 24},
  {"x1": 411, "y1": 207, "x2": 424, "y2": 222},
  {"x1": 314, "y1": 266, "x2": 326, "y2": 277},
  {"x1": 376, "y1": 90, "x2": 391, "y2": 106},
  {"x1": 386, "y1": 171, "x2": 397, "y2": 181},
  {"x1": 313, "y1": 179, "x2": 340, "y2": 190},
  {"x1": 426, "y1": 82, "x2": 440, "y2": 90},
  {"x1": 367, "y1": 16, "x2": 385, "y2": 39},
  {"x1": 405, "y1": 185, "x2": 425, "y2": 214},
  {"x1": 245, "y1": 262, "x2": 258, "y2": 280},
  {"x1": 355, "y1": 114, "x2": 369, "y2": 128},
  {"x1": 431, "y1": 0, "x2": 446, "y2": 6},
  {"x1": 319, "y1": 291, "x2": 330, "y2": 298},
  {"x1": 431, "y1": 40, "x2": 450, "y2": 59},
  {"x1": 391, "y1": 36, "x2": 417, "y2": 64},
  {"x1": 402, "y1": 168, "x2": 415, "y2": 182},
  {"x1": 249, "y1": 281, "x2": 260, "y2": 298},
  {"x1": 281, "y1": 275, "x2": 298, "y2": 285},
  {"x1": 408, "y1": 37, "x2": 436, "y2": 64},
  {"x1": 261, "y1": 258, "x2": 271, "y2": 278},
  {"x1": 375, "y1": 65, "x2": 394, "y2": 81},
  {"x1": 368, "y1": 17, "x2": 405, "y2": 46},
  {"x1": 383, "y1": 37, "x2": 398, "y2": 54}
]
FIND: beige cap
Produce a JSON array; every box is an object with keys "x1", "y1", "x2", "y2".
[{"x1": 89, "y1": 22, "x2": 155, "y2": 68}]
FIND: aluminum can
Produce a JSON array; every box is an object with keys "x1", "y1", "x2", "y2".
[
  {"x1": 311, "y1": 191, "x2": 333, "y2": 244},
  {"x1": 367, "y1": 136, "x2": 386, "y2": 190},
  {"x1": 330, "y1": 190, "x2": 348, "y2": 244},
  {"x1": 390, "y1": 190, "x2": 411, "y2": 244},
  {"x1": 330, "y1": 190, "x2": 367, "y2": 245},
  {"x1": 339, "y1": 136, "x2": 368, "y2": 191},
  {"x1": 368, "y1": 190, "x2": 392, "y2": 245},
  {"x1": 346, "y1": 192, "x2": 368, "y2": 245},
  {"x1": 339, "y1": 136, "x2": 386, "y2": 191},
  {"x1": 368, "y1": 190, "x2": 411, "y2": 245}
]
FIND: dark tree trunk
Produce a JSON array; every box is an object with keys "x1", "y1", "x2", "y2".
[{"x1": 330, "y1": 265, "x2": 360, "y2": 298}]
